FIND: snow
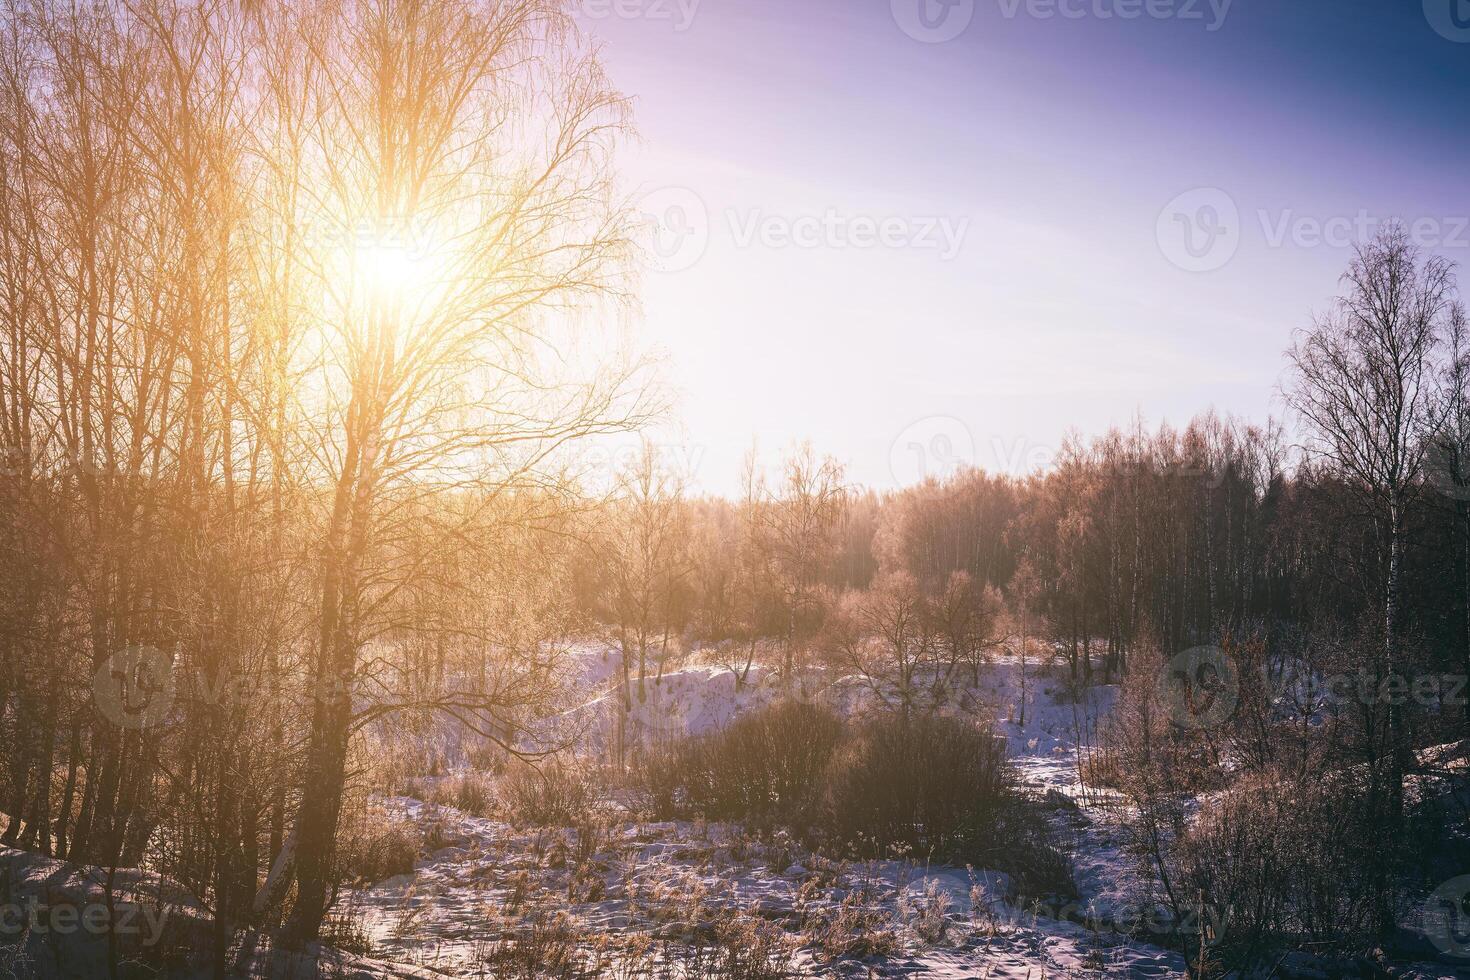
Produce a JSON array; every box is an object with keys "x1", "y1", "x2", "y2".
[
  {"x1": 8, "y1": 648, "x2": 1463, "y2": 977},
  {"x1": 0, "y1": 846, "x2": 442, "y2": 978},
  {"x1": 343, "y1": 651, "x2": 1204, "y2": 977}
]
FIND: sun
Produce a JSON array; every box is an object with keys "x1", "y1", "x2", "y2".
[{"x1": 355, "y1": 239, "x2": 444, "y2": 309}]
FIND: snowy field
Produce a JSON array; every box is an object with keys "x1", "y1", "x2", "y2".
[
  {"x1": 4, "y1": 650, "x2": 1463, "y2": 978},
  {"x1": 337, "y1": 654, "x2": 1191, "y2": 978},
  {"x1": 333, "y1": 650, "x2": 1467, "y2": 978}
]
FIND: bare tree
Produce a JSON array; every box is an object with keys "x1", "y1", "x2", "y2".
[
  {"x1": 926, "y1": 570, "x2": 1006, "y2": 693},
  {"x1": 245, "y1": 0, "x2": 650, "y2": 942},
  {"x1": 1283, "y1": 222, "x2": 1457, "y2": 936},
  {"x1": 700, "y1": 447, "x2": 778, "y2": 691},
  {"x1": 824, "y1": 571, "x2": 935, "y2": 721},
  {"x1": 597, "y1": 441, "x2": 691, "y2": 757},
  {"x1": 762, "y1": 443, "x2": 846, "y2": 683},
  {"x1": 1428, "y1": 302, "x2": 1470, "y2": 714},
  {"x1": 1009, "y1": 557, "x2": 1042, "y2": 726}
]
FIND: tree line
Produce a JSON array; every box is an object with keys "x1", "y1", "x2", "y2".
[{"x1": 593, "y1": 228, "x2": 1468, "y2": 730}]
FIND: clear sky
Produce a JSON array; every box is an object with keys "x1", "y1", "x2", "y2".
[{"x1": 574, "y1": 0, "x2": 1470, "y2": 494}]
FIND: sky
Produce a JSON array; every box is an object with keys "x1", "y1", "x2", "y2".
[{"x1": 573, "y1": 0, "x2": 1470, "y2": 495}]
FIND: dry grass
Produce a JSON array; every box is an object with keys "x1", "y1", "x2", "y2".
[{"x1": 498, "y1": 760, "x2": 599, "y2": 828}]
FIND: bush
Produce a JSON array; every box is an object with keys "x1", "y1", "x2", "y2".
[
  {"x1": 637, "y1": 702, "x2": 1029, "y2": 869},
  {"x1": 363, "y1": 728, "x2": 457, "y2": 794},
  {"x1": 630, "y1": 734, "x2": 687, "y2": 820},
  {"x1": 704, "y1": 910, "x2": 800, "y2": 979},
  {"x1": 992, "y1": 803, "x2": 1077, "y2": 904},
  {"x1": 424, "y1": 772, "x2": 495, "y2": 817},
  {"x1": 635, "y1": 702, "x2": 1064, "y2": 897},
  {"x1": 648, "y1": 699, "x2": 844, "y2": 827},
  {"x1": 479, "y1": 910, "x2": 590, "y2": 979},
  {"x1": 336, "y1": 810, "x2": 420, "y2": 885},
  {"x1": 1171, "y1": 768, "x2": 1387, "y2": 966},
  {"x1": 821, "y1": 712, "x2": 1011, "y2": 862},
  {"x1": 498, "y1": 759, "x2": 596, "y2": 827}
]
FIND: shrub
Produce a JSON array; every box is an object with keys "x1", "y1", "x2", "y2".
[
  {"x1": 659, "y1": 699, "x2": 844, "y2": 827},
  {"x1": 320, "y1": 905, "x2": 376, "y2": 957},
  {"x1": 498, "y1": 759, "x2": 596, "y2": 827},
  {"x1": 480, "y1": 910, "x2": 590, "y2": 979},
  {"x1": 1170, "y1": 768, "x2": 1386, "y2": 966},
  {"x1": 705, "y1": 910, "x2": 800, "y2": 979},
  {"x1": 821, "y1": 712, "x2": 1011, "y2": 862},
  {"x1": 629, "y1": 734, "x2": 686, "y2": 820},
  {"x1": 424, "y1": 772, "x2": 495, "y2": 817},
  {"x1": 992, "y1": 803, "x2": 1077, "y2": 904},
  {"x1": 335, "y1": 802, "x2": 420, "y2": 886},
  {"x1": 363, "y1": 728, "x2": 457, "y2": 794},
  {"x1": 803, "y1": 882, "x2": 901, "y2": 962},
  {"x1": 631, "y1": 702, "x2": 1066, "y2": 901},
  {"x1": 342, "y1": 822, "x2": 418, "y2": 885}
]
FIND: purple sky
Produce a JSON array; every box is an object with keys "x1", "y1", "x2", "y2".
[{"x1": 575, "y1": 0, "x2": 1470, "y2": 493}]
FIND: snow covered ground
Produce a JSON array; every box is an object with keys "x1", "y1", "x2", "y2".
[
  {"x1": 344, "y1": 652, "x2": 1205, "y2": 978},
  {"x1": 0, "y1": 845, "x2": 442, "y2": 979},
  {"x1": 6, "y1": 650, "x2": 1462, "y2": 977}
]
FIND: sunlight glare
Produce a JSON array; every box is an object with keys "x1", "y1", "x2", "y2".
[{"x1": 356, "y1": 239, "x2": 441, "y2": 308}]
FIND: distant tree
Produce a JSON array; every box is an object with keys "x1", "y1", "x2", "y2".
[
  {"x1": 823, "y1": 571, "x2": 934, "y2": 720},
  {"x1": 762, "y1": 444, "x2": 846, "y2": 682},
  {"x1": 600, "y1": 442, "x2": 691, "y2": 717},
  {"x1": 1009, "y1": 557, "x2": 1043, "y2": 726},
  {"x1": 705, "y1": 448, "x2": 781, "y2": 690},
  {"x1": 926, "y1": 570, "x2": 1006, "y2": 693}
]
